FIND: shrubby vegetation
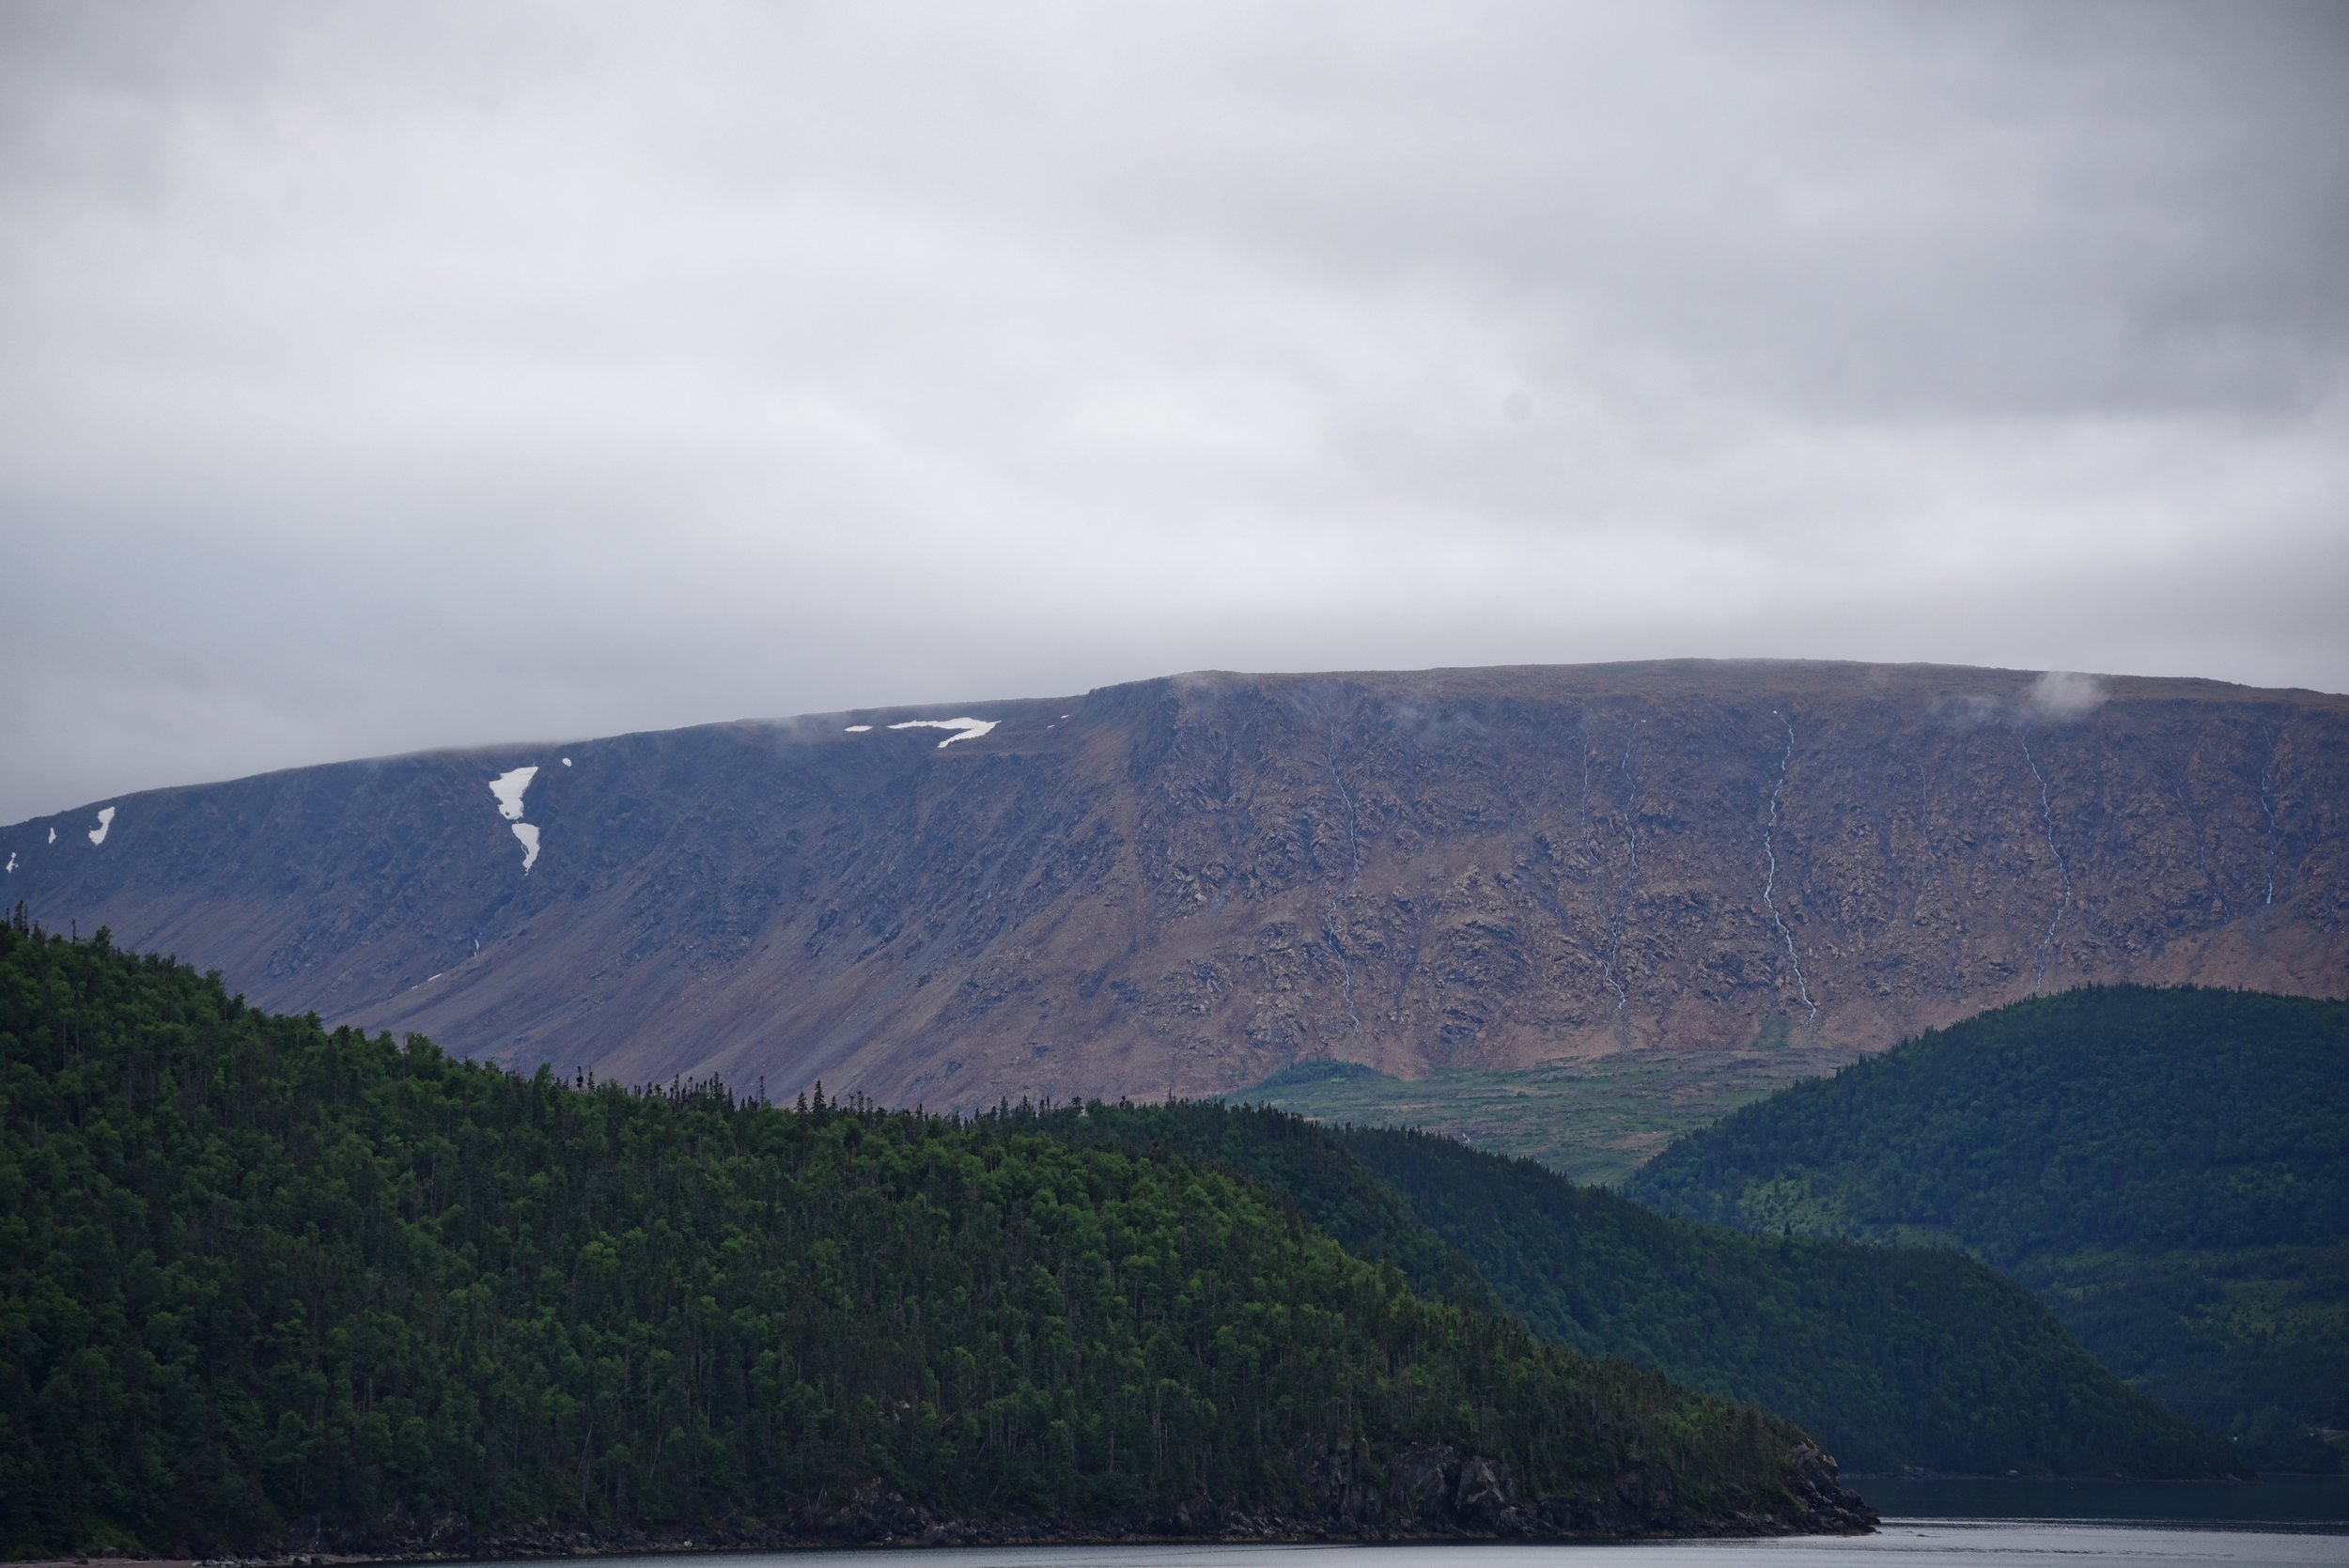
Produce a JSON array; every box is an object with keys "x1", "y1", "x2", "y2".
[
  {"x1": 0, "y1": 923, "x2": 1819, "y2": 1556},
  {"x1": 1628, "y1": 986, "x2": 2348, "y2": 1472},
  {"x1": 1044, "y1": 1101, "x2": 2235, "y2": 1478}
]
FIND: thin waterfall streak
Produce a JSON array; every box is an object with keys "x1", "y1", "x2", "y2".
[
  {"x1": 1599, "y1": 721, "x2": 1643, "y2": 1024},
  {"x1": 2020, "y1": 737, "x2": 2071, "y2": 992},
  {"x1": 1577, "y1": 706, "x2": 1594, "y2": 847},
  {"x1": 1321, "y1": 727, "x2": 1365, "y2": 1042},
  {"x1": 2259, "y1": 729, "x2": 2281, "y2": 908},
  {"x1": 1524, "y1": 704, "x2": 1599, "y2": 1009},
  {"x1": 1762, "y1": 711, "x2": 1817, "y2": 1023},
  {"x1": 2172, "y1": 777, "x2": 2223, "y2": 920}
]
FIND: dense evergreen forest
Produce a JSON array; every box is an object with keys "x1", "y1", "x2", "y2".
[
  {"x1": 1039, "y1": 1102, "x2": 2235, "y2": 1478},
  {"x1": 1628, "y1": 986, "x2": 2348, "y2": 1473},
  {"x1": 0, "y1": 924, "x2": 1859, "y2": 1557}
]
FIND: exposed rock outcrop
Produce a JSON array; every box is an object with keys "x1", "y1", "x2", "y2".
[
  {"x1": 4, "y1": 660, "x2": 2341, "y2": 1108},
  {"x1": 172, "y1": 1438, "x2": 1872, "y2": 1560}
]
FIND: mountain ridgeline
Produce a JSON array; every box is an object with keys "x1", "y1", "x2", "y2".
[
  {"x1": 2, "y1": 661, "x2": 2343, "y2": 1113},
  {"x1": 0, "y1": 924, "x2": 1873, "y2": 1558},
  {"x1": 1627, "y1": 986, "x2": 2349, "y2": 1472}
]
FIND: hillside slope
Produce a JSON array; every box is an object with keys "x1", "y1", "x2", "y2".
[
  {"x1": 1627, "y1": 987, "x2": 2349, "y2": 1471},
  {"x1": 1049, "y1": 1102, "x2": 2235, "y2": 1479},
  {"x1": 3, "y1": 660, "x2": 2343, "y2": 1110},
  {"x1": 0, "y1": 924, "x2": 1871, "y2": 1555}
]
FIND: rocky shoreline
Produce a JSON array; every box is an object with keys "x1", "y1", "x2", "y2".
[{"x1": 21, "y1": 1443, "x2": 1876, "y2": 1563}]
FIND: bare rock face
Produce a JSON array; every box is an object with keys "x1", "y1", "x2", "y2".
[{"x1": 3, "y1": 660, "x2": 2342, "y2": 1107}]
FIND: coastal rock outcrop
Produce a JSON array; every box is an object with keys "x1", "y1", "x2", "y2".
[{"x1": 207, "y1": 1438, "x2": 1873, "y2": 1560}]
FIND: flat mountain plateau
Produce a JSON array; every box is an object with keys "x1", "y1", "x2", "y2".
[{"x1": 4, "y1": 660, "x2": 2343, "y2": 1110}]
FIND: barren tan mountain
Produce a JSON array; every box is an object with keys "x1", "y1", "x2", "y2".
[{"x1": 5, "y1": 660, "x2": 2342, "y2": 1110}]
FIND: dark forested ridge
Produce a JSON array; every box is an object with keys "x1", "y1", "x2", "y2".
[
  {"x1": 0, "y1": 924, "x2": 1869, "y2": 1558},
  {"x1": 1342, "y1": 1126, "x2": 2233, "y2": 1479},
  {"x1": 1627, "y1": 986, "x2": 2349, "y2": 1473},
  {"x1": 1037, "y1": 1099, "x2": 1501, "y2": 1317},
  {"x1": 1041, "y1": 1102, "x2": 2236, "y2": 1479}
]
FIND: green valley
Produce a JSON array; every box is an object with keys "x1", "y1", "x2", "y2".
[{"x1": 1228, "y1": 1043, "x2": 1857, "y2": 1188}]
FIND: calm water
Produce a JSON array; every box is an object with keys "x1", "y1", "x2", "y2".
[
  {"x1": 1850, "y1": 1477, "x2": 2349, "y2": 1527},
  {"x1": 447, "y1": 1524, "x2": 2349, "y2": 1568}
]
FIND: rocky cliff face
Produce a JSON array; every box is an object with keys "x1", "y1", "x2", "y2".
[{"x1": 4, "y1": 660, "x2": 2342, "y2": 1106}]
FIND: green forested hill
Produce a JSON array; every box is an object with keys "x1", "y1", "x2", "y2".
[
  {"x1": 1626, "y1": 986, "x2": 2349, "y2": 1472},
  {"x1": 1343, "y1": 1126, "x2": 2229, "y2": 1478},
  {"x1": 1042, "y1": 1099, "x2": 1499, "y2": 1312},
  {"x1": 0, "y1": 924, "x2": 1855, "y2": 1557},
  {"x1": 1049, "y1": 1101, "x2": 2233, "y2": 1478}
]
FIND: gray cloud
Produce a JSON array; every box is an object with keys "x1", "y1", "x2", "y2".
[{"x1": 3, "y1": 1, "x2": 2345, "y2": 821}]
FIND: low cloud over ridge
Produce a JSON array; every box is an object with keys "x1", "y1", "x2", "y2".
[{"x1": 2024, "y1": 673, "x2": 2109, "y2": 723}]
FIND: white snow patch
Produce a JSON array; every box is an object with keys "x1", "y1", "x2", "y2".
[
  {"x1": 845, "y1": 724, "x2": 873, "y2": 733},
  {"x1": 489, "y1": 766, "x2": 538, "y2": 820},
  {"x1": 88, "y1": 806, "x2": 116, "y2": 846},
  {"x1": 561, "y1": 756, "x2": 573, "y2": 767},
  {"x1": 5, "y1": 853, "x2": 14, "y2": 874},
  {"x1": 488, "y1": 767, "x2": 544, "y2": 872},
  {"x1": 48, "y1": 828, "x2": 56, "y2": 844},
  {"x1": 889, "y1": 717, "x2": 997, "y2": 748}
]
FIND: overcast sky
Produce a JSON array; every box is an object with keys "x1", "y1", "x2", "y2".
[{"x1": 3, "y1": 2, "x2": 2345, "y2": 822}]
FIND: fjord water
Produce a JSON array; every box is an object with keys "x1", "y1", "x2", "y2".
[
  {"x1": 1851, "y1": 1477, "x2": 2349, "y2": 1526},
  {"x1": 441, "y1": 1529, "x2": 2349, "y2": 1568}
]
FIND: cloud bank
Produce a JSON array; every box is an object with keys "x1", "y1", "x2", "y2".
[{"x1": 2, "y1": 2, "x2": 2345, "y2": 820}]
